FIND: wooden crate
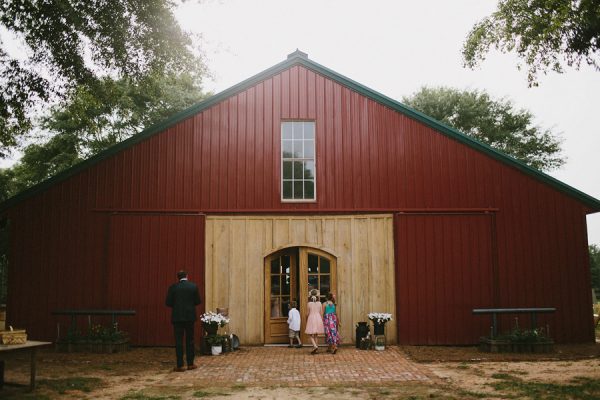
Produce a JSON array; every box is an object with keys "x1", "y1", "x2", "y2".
[{"x1": 0, "y1": 329, "x2": 27, "y2": 344}]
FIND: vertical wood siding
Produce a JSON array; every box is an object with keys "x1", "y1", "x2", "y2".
[
  {"x1": 204, "y1": 215, "x2": 396, "y2": 345},
  {"x1": 5, "y1": 64, "x2": 594, "y2": 344}
]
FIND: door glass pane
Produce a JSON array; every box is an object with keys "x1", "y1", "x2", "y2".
[
  {"x1": 270, "y1": 296, "x2": 282, "y2": 318},
  {"x1": 271, "y1": 275, "x2": 280, "y2": 295},
  {"x1": 281, "y1": 255, "x2": 290, "y2": 270},
  {"x1": 308, "y1": 274, "x2": 318, "y2": 292},
  {"x1": 320, "y1": 258, "x2": 330, "y2": 273},
  {"x1": 308, "y1": 254, "x2": 318, "y2": 273},
  {"x1": 281, "y1": 296, "x2": 290, "y2": 317},
  {"x1": 271, "y1": 259, "x2": 280, "y2": 274},
  {"x1": 320, "y1": 275, "x2": 330, "y2": 296},
  {"x1": 282, "y1": 274, "x2": 290, "y2": 295}
]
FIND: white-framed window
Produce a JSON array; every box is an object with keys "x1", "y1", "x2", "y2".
[{"x1": 281, "y1": 121, "x2": 316, "y2": 201}]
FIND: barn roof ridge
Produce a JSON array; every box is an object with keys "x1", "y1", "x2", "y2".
[{"x1": 1, "y1": 51, "x2": 599, "y2": 212}]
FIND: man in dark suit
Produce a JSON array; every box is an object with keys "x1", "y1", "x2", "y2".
[{"x1": 166, "y1": 270, "x2": 202, "y2": 372}]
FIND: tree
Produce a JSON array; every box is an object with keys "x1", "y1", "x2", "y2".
[
  {"x1": 0, "y1": 0, "x2": 205, "y2": 156},
  {"x1": 403, "y1": 86, "x2": 564, "y2": 171},
  {"x1": 462, "y1": 0, "x2": 600, "y2": 85},
  {"x1": 591, "y1": 244, "x2": 600, "y2": 298},
  {"x1": 0, "y1": 71, "x2": 207, "y2": 199}
]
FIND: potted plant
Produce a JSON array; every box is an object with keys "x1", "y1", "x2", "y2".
[
  {"x1": 206, "y1": 334, "x2": 224, "y2": 355},
  {"x1": 200, "y1": 311, "x2": 230, "y2": 335},
  {"x1": 368, "y1": 312, "x2": 393, "y2": 335}
]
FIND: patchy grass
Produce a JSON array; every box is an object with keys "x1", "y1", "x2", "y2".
[
  {"x1": 120, "y1": 391, "x2": 181, "y2": 400},
  {"x1": 488, "y1": 374, "x2": 600, "y2": 399},
  {"x1": 38, "y1": 376, "x2": 104, "y2": 394}
]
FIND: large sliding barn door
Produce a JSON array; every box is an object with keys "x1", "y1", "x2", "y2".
[
  {"x1": 108, "y1": 213, "x2": 205, "y2": 346},
  {"x1": 395, "y1": 213, "x2": 495, "y2": 345}
]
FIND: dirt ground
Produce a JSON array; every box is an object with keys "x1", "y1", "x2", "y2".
[{"x1": 1, "y1": 343, "x2": 600, "y2": 399}]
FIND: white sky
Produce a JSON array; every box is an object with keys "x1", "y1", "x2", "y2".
[{"x1": 176, "y1": 0, "x2": 600, "y2": 246}]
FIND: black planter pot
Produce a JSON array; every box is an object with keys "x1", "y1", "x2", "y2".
[
  {"x1": 373, "y1": 321, "x2": 386, "y2": 335},
  {"x1": 355, "y1": 322, "x2": 369, "y2": 348},
  {"x1": 203, "y1": 323, "x2": 219, "y2": 335}
]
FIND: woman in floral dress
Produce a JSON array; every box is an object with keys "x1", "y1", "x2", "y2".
[{"x1": 322, "y1": 292, "x2": 340, "y2": 354}]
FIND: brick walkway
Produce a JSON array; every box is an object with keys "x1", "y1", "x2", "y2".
[{"x1": 172, "y1": 345, "x2": 434, "y2": 386}]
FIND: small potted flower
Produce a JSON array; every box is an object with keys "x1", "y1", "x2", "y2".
[
  {"x1": 206, "y1": 334, "x2": 224, "y2": 355},
  {"x1": 368, "y1": 312, "x2": 393, "y2": 335}
]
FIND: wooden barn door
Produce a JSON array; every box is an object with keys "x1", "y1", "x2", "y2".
[
  {"x1": 264, "y1": 247, "x2": 336, "y2": 344},
  {"x1": 107, "y1": 213, "x2": 205, "y2": 346},
  {"x1": 395, "y1": 213, "x2": 496, "y2": 345}
]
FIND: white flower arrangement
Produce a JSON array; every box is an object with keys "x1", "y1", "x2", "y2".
[
  {"x1": 200, "y1": 311, "x2": 230, "y2": 326},
  {"x1": 368, "y1": 312, "x2": 393, "y2": 324}
]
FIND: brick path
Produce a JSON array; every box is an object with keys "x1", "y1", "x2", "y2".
[{"x1": 173, "y1": 345, "x2": 434, "y2": 386}]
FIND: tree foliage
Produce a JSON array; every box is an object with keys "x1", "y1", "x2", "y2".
[
  {"x1": 591, "y1": 244, "x2": 600, "y2": 297},
  {"x1": 462, "y1": 0, "x2": 600, "y2": 85},
  {"x1": 403, "y1": 86, "x2": 564, "y2": 171},
  {"x1": 0, "y1": 0, "x2": 205, "y2": 156},
  {"x1": 0, "y1": 72, "x2": 207, "y2": 199}
]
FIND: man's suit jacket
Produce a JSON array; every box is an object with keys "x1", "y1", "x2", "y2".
[{"x1": 165, "y1": 279, "x2": 202, "y2": 323}]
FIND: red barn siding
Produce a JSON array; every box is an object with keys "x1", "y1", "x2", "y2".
[{"x1": 4, "y1": 63, "x2": 595, "y2": 344}]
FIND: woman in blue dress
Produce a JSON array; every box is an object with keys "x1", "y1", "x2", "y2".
[{"x1": 322, "y1": 292, "x2": 340, "y2": 354}]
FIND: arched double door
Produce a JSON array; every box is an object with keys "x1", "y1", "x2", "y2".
[{"x1": 264, "y1": 247, "x2": 336, "y2": 344}]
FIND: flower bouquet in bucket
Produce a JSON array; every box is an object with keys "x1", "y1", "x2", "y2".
[
  {"x1": 200, "y1": 311, "x2": 230, "y2": 335},
  {"x1": 368, "y1": 312, "x2": 392, "y2": 335}
]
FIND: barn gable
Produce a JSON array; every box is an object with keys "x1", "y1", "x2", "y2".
[{"x1": 1, "y1": 50, "x2": 599, "y2": 212}]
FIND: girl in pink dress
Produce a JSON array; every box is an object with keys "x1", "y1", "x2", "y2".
[{"x1": 305, "y1": 289, "x2": 324, "y2": 354}]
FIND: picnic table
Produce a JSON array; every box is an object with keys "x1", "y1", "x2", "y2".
[
  {"x1": 0, "y1": 341, "x2": 52, "y2": 390},
  {"x1": 472, "y1": 307, "x2": 556, "y2": 338}
]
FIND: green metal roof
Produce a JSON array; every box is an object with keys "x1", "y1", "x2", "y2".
[{"x1": 2, "y1": 50, "x2": 599, "y2": 212}]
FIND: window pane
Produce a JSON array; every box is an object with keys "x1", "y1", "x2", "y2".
[
  {"x1": 282, "y1": 140, "x2": 293, "y2": 158},
  {"x1": 293, "y1": 161, "x2": 304, "y2": 179},
  {"x1": 271, "y1": 275, "x2": 280, "y2": 295},
  {"x1": 282, "y1": 123, "x2": 293, "y2": 139},
  {"x1": 304, "y1": 122, "x2": 315, "y2": 139},
  {"x1": 283, "y1": 161, "x2": 293, "y2": 179},
  {"x1": 304, "y1": 161, "x2": 315, "y2": 179},
  {"x1": 304, "y1": 181, "x2": 314, "y2": 199},
  {"x1": 270, "y1": 259, "x2": 280, "y2": 274},
  {"x1": 308, "y1": 254, "x2": 318, "y2": 273},
  {"x1": 293, "y1": 140, "x2": 302, "y2": 158},
  {"x1": 283, "y1": 181, "x2": 292, "y2": 199},
  {"x1": 293, "y1": 122, "x2": 303, "y2": 139},
  {"x1": 304, "y1": 140, "x2": 314, "y2": 158},
  {"x1": 293, "y1": 181, "x2": 303, "y2": 199},
  {"x1": 320, "y1": 275, "x2": 330, "y2": 296},
  {"x1": 308, "y1": 275, "x2": 318, "y2": 291},
  {"x1": 321, "y1": 258, "x2": 330, "y2": 273}
]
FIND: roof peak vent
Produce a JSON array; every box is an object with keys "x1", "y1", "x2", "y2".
[{"x1": 287, "y1": 49, "x2": 308, "y2": 60}]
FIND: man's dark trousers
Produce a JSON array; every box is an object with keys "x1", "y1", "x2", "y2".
[{"x1": 174, "y1": 321, "x2": 195, "y2": 368}]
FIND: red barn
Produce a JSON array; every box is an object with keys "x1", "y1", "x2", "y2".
[{"x1": 1, "y1": 50, "x2": 598, "y2": 346}]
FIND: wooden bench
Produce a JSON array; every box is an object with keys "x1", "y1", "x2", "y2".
[
  {"x1": 472, "y1": 307, "x2": 556, "y2": 338},
  {"x1": 52, "y1": 309, "x2": 136, "y2": 341}
]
